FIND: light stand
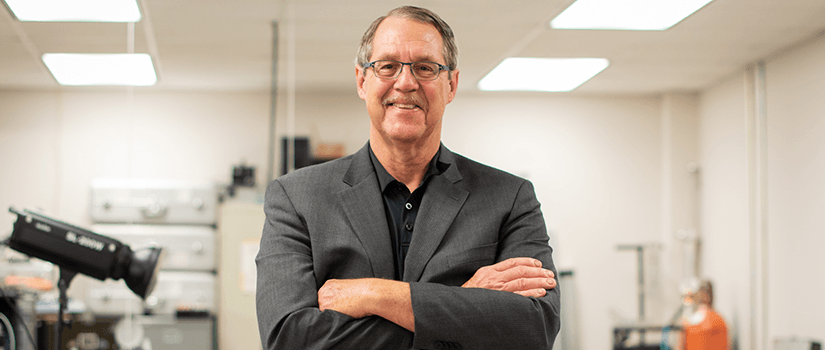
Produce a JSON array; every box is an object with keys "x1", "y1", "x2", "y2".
[
  {"x1": 55, "y1": 268, "x2": 77, "y2": 350},
  {"x1": 6, "y1": 207, "x2": 164, "y2": 350}
]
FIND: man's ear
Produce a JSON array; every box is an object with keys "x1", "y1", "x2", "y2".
[
  {"x1": 447, "y1": 69, "x2": 459, "y2": 104},
  {"x1": 356, "y1": 65, "x2": 367, "y2": 100}
]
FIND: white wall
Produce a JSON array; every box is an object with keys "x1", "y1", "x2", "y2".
[
  {"x1": 0, "y1": 90, "x2": 270, "y2": 231},
  {"x1": 0, "y1": 92, "x2": 62, "y2": 230},
  {"x1": 764, "y1": 32, "x2": 825, "y2": 342},
  {"x1": 696, "y1": 31, "x2": 825, "y2": 349},
  {"x1": 277, "y1": 90, "x2": 369, "y2": 156},
  {"x1": 697, "y1": 72, "x2": 753, "y2": 350}
]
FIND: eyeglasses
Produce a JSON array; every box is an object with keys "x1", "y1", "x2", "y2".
[{"x1": 362, "y1": 60, "x2": 450, "y2": 81}]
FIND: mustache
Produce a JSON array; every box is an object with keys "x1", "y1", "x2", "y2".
[{"x1": 382, "y1": 95, "x2": 426, "y2": 109}]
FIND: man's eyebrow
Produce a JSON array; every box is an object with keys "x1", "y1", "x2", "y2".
[{"x1": 372, "y1": 54, "x2": 440, "y2": 63}]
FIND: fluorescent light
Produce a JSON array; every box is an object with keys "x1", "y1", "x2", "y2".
[
  {"x1": 550, "y1": 0, "x2": 714, "y2": 30},
  {"x1": 478, "y1": 58, "x2": 608, "y2": 92},
  {"x1": 43, "y1": 53, "x2": 157, "y2": 86},
  {"x1": 4, "y1": 0, "x2": 141, "y2": 22}
]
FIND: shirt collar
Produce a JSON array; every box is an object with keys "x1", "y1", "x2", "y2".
[{"x1": 369, "y1": 143, "x2": 450, "y2": 192}]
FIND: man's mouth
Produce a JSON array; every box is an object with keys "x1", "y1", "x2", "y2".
[
  {"x1": 383, "y1": 96, "x2": 425, "y2": 111},
  {"x1": 390, "y1": 103, "x2": 419, "y2": 110}
]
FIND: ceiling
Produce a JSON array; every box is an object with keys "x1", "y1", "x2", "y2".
[{"x1": 1, "y1": 0, "x2": 825, "y2": 95}]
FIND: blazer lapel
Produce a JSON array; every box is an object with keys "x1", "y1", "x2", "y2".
[
  {"x1": 403, "y1": 146, "x2": 469, "y2": 282},
  {"x1": 338, "y1": 144, "x2": 395, "y2": 280}
]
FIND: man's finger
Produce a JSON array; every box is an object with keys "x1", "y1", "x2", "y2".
[
  {"x1": 515, "y1": 288, "x2": 547, "y2": 298},
  {"x1": 497, "y1": 265, "x2": 555, "y2": 283},
  {"x1": 492, "y1": 257, "x2": 542, "y2": 272},
  {"x1": 502, "y1": 276, "x2": 556, "y2": 293}
]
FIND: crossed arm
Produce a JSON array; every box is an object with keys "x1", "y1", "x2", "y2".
[
  {"x1": 257, "y1": 178, "x2": 560, "y2": 349},
  {"x1": 317, "y1": 257, "x2": 557, "y2": 332}
]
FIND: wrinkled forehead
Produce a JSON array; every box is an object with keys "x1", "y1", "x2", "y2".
[{"x1": 370, "y1": 17, "x2": 445, "y2": 63}]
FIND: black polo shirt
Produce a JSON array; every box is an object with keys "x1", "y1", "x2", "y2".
[{"x1": 369, "y1": 146, "x2": 450, "y2": 281}]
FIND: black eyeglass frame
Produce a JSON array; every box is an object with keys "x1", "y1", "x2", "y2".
[{"x1": 361, "y1": 60, "x2": 451, "y2": 81}]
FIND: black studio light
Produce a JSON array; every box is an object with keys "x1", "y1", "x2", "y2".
[{"x1": 6, "y1": 207, "x2": 164, "y2": 350}]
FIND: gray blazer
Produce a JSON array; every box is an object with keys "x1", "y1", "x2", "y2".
[{"x1": 256, "y1": 143, "x2": 560, "y2": 350}]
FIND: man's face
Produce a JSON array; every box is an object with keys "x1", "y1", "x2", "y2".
[{"x1": 356, "y1": 16, "x2": 459, "y2": 147}]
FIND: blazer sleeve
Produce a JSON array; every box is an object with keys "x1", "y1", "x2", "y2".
[
  {"x1": 256, "y1": 179, "x2": 414, "y2": 349},
  {"x1": 409, "y1": 180, "x2": 561, "y2": 350}
]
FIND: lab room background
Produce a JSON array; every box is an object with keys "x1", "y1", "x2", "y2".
[{"x1": 2, "y1": 1, "x2": 825, "y2": 350}]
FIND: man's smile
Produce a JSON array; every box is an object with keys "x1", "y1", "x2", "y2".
[
  {"x1": 390, "y1": 103, "x2": 419, "y2": 110},
  {"x1": 383, "y1": 95, "x2": 426, "y2": 112}
]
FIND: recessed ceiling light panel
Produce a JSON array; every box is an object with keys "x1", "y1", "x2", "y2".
[
  {"x1": 478, "y1": 57, "x2": 608, "y2": 92},
  {"x1": 4, "y1": 0, "x2": 142, "y2": 22},
  {"x1": 550, "y1": 0, "x2": 714, "y2": 30},
  {"x1": 43, "y1": 53, "x2": 158, "y2": 86}
]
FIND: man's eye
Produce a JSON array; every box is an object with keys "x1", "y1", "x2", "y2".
[
  {"x1": 416, "y1": 64, "x2": 436, "y2": 72},
  {"x1": 378, "y1": 63, "x2": 398, "y2": 70}
]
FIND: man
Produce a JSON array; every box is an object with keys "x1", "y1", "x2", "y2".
[
  {"x1": 681, "y1": 280, "x2": 728, "y2": 350},
  {"x1": 256, "y1": 6, "x2": 560, "y2": 349}
]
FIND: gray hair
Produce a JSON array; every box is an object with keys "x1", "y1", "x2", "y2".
[{"x1": 356, "y1": 6, "x2": 458, "y2": 75}]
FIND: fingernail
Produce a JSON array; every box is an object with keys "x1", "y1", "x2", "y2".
[{"x1": 534, "y1": 260, "x2": 542, "y2": 267}]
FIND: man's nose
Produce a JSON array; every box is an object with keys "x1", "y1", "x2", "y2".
[{"x1": 393, "y1": 65, "x2": 419, "y2": 91}]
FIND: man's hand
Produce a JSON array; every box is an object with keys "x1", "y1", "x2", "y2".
[
  {"x1": 318, "y1": 279, "x2": 375, "y2": 318},
  {"x1": 318, "y1": 278, "x2": 415, "y2": 331},
  {"x1": 462, "y1": 258, "x2": 556, "y2": 297}
]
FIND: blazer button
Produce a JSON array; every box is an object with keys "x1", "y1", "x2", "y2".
[{"x1": 405, "y1": 223, "x2": 413, "y2": 231}]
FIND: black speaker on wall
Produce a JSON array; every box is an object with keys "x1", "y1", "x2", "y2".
[{"x1": 281, "y1": 137, "x2": 314, "y2": 175}]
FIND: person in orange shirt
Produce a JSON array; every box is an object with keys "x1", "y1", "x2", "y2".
[{"x1": 682, "y1": 280, "x2": 728, "y2": 350}]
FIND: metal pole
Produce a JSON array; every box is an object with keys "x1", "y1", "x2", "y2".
[
  {"x1": 285, "y1": 0, "x2": 296, "y2": 174},
  {"x1": 637, "y1": 246, "x2": 644, "y2": 320},
  {"x1": 617, "y1": 244, "x2": 645, "y2": 321},
  {"x1": 267, "y1": 20, "x2": 279, "y2": 183}
]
